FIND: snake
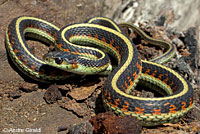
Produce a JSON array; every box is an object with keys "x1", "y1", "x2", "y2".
[{"x1": 5, "y1": 16, "x2": 194, "y2": 126}]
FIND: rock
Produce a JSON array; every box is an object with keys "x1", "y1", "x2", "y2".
[
  {"x1": 69, "y1": 85, "x2": 97, "y2": 101},
  {"x1": 59, "y1": 98, "x2": 89, "y2": 117},
  {"x1": 44, "y1": 85, "x2": 62, "y2": 104},
  {"x1": 90, "y1": 112, "x2": 142, "y2": 134},
  {"x1": 20, "y1": 82, "x2": 38, "y2": 92},
  {"x1": 8, "y1": 91, "x2": 21, "y2": 99},
  {"x1": 60, "y1": 121, "x2": 94, "y2": 134}
]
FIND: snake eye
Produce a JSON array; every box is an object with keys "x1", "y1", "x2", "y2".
[{"x1": 55, "y1": 57, "x2": 63, "y2": 64}]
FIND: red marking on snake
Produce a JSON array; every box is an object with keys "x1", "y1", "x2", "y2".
[
  {"x1": 125, "y1": 101, "x2": 129, "y2": 106},
  {"x1": 13, "y1": 49, "x2": 18, "y2": 54},
  {"x1": 101, "y1": 37, "x2": 106, "y2": 43},
  {"x1": 88, "y1": 33, "x2": 92, "y2": 37},
  {"x1": 43, "y1": 28, "x2": 47, "y2": 32},
  {"x1": 122, "y1": 101, "x2": 129, "y2": 111},
  {"x1": 132, "y1": 72, "x2": 138, "y2": 80},
  {"x1": 94, "y1": 34, "x2": 98, "y2": 40},
  {"x1": 23, "y1": 60, "x2": 27, "y2": 66},
  {"x1": 63, "y1": 49, "x2": 70, "y2": 52},
  {"x1": 181, "y1": 102, "x2": 186, "y2": 110},
  {"x1": 125, "y1": 81, "x2": 129, "y2": 89},
  {"x1": 30, "y1": 65, "x2": 36, "y2": 71},
  {"x1": 172, "y1": 86, "x2": 177, "y2": 92},
  {"x1": 53, "y1": 33, "x2": 56, "y2": 38},
  {"x1": 8, "y1": 31, "x2": 11, "y2": 37},
  {"x1": 136, "y1": 62, "x2": 142, "y2": 72},
  {"x1": 58, "y1": 43, "x2": 63, "y2": 48},
  {"x1": 17, "y1": 56, "x2": 21, "y2": 60},
  {"x1": 122, "y1": 107, "x2": 128, "y2": 111},
  {"x1": 169, "y1": 104, "x2": 177, "y2": 113},
  {"x1": 163, "y1": 78, "x2": 169, "y2": 84},
  {"x1": 189, "y1": 98, "x2": 193, "y2": 107},
  {"x1": 151, "y1": 70, "x2": 157, "y2": 77},
  {"x1": 115, "y1": 99, "x2": 120, "y2": 105},
  {"x1": 127, "y1": 76, "x2": 133, "y2": 85},
  {"x1": 168, "y1": 82, "x2": 174, "y2": 88},
  {"x1": 73, "y1": 50, "x2": 80, "y2": 55},
  {"x1": 158, "y1": 74, "x2": 163, "y2": 79},
  {"x1": 104, "y1": 89, "x2": 108, "y2": 97},
  {"x1": 121, "y1": 85, "x2": 127, "y2": 93},
  {"x1": 107, "y1": 93, "x2": 111, "y2": 100},
  {"x1": 135, "y1": 107, "x2": 144, "y2": 114},
  {"x1": 152, "y1": 109, "x2": 161, "y2": 115},
  {"x1": 145, "y1": 69, "x2": 150, "y2": 75},
  {"x1": 115, "y1": 46, "x2": 120, "y2": 54},
  {"x1": 109, "y1": 39, "x2": 114, "y2": 47},
  {"x1": 72, "y1": 64, "x2": 78, "y2": 69},
  {"x1": 10, "y1": 40, "x2": 14, "y2": 48},
  {"x1": 70, "y1": 34, "x2": 74, "y2": 38}
]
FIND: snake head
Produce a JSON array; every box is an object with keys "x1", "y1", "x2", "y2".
[{"x1": 43, "y1": 51, "x2": 79, "y2": 72}]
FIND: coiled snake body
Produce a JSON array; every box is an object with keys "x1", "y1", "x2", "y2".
[{"x1": 5, "y1": 16, "x2": 194, "y2": 126}]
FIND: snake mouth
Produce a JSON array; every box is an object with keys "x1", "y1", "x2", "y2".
[
  {"x1": 43, "y1": 51, "x2": 79, "y2": 63},
  {"x1": 43, "y1": 53, "x2": 69, "y2": 71}
]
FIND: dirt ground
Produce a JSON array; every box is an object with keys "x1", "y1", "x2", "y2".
[
  {"x1": 0, "y1": 0, "x2": 104, "y2": 134},
  {"x1": 0, "y1": 0, "x2": 199, "y2": 134}
]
